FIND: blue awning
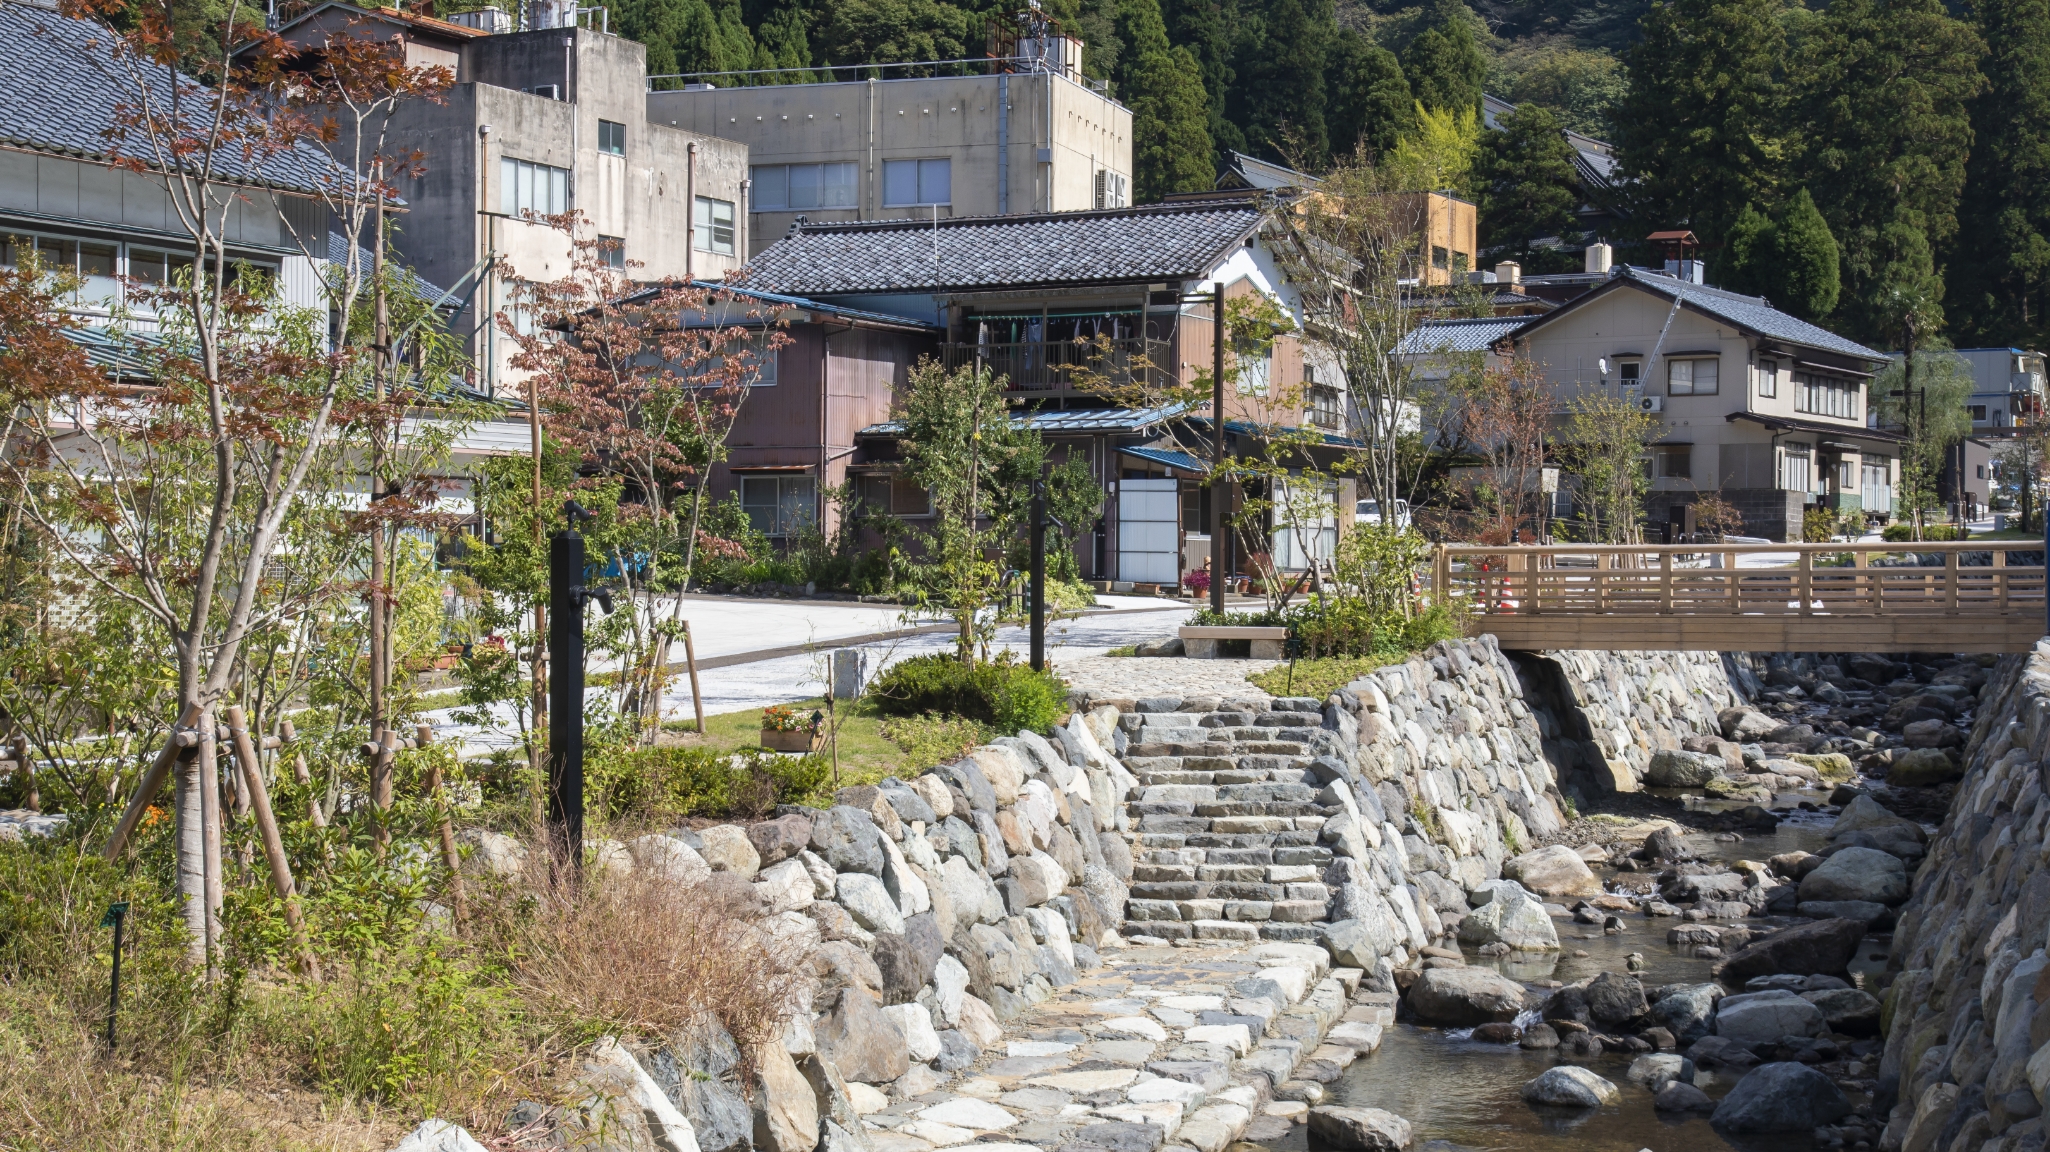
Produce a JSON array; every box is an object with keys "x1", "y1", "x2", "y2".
[{"x1": 1119, "y1": 445, "x2": 1206, "y2": 473}]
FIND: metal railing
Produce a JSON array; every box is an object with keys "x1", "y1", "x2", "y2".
[
  {"x1": 940, "y1": 338, "x2": 1172, "y2": 393},
  {"x1": 1435, "y1": 541, "x2": 2047, "y2": 618}
]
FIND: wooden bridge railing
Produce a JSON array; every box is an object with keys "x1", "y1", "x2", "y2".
[{"x1": 1433, "y1": 541, "x2": 2046, "y2": 618}]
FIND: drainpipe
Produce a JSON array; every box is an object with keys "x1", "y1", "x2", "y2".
[
  {"x1": 998, "y1": 73, "x2": 1009, "y2": 215},
  {"x1": 684, "y1": 141, "x2": 696, "y2": 281},
  {"x1": 738, "y1": 177, "x2": 750, "y2": 266},
  {"x1": 866, "y1": 78, "x2": 877, "y2": 221}
]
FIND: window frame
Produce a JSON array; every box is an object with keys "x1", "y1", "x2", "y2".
[
  {"x1": 693, "y1": 196, "x2": 736, "y2": 255},
  {"x1": 1757, "y1": 359, "x2": 1778, "y2": 398},
  {"x1": 597, "y1": 119, "x2": 626, "y2": 156},
  {"x1": 1667, "y1": 356, "x2": 1719, "y2": 396},
  {"x1": 501, "y1": 156, "x2": 571, "y2": 218},
  {"x1": 881, "y1": 158, "x2": 952, "y2": 207},
  {"x1": 739, "y1": 475, "x2": 817, "y2": 537}
]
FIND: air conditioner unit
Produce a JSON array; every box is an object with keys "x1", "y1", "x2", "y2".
[
  {"x1": 1637, "y1": 395, "x2": 1665, "y2": 413},
  {"x1": 527, "y1": 83, "x2": 562, "y2": 100}
]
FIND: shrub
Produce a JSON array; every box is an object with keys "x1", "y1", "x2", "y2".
[
  {"x1": 584, "y1": 745, "x2": 831, "y2": 821},
  {"x1": 879, "y1": 713, "x2": 995, "y2": 770},
  {"x1": 870, "y1": 653, "x2": 1068, "y2": 732},
  {"x1": 1882, "y1": 522, "x2": 1967, "y2": 542},
  {"x1": 1191, "y1": 598, "x2": 1464, "y2": 660}
]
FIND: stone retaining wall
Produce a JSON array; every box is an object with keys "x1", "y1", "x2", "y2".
[{"x1": 1510, "y1": 649, "x2": 1747, "y2": 802}]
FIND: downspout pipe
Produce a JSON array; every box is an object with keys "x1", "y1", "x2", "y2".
[{"x1": 685, "y1": 141, "x2": 697, "y2": 281}]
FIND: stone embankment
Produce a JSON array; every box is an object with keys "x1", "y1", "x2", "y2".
[{"x1": 393, "y1": 636, "x2": 2013, "y2": 1152}]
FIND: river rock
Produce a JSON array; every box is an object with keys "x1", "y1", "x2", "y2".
[
  {"x1": 1888, "y1": 747, "x2": 1961, "y2": 787},
  {"x1": 1648, "y1": 749, "x2": 1727, "y2": 786},
  {"x1": 1797, "y1": 847, "x2": 1908, "y2": 905},
  {"x1": 1653, "y1": 1082, "x2": 1715, "y2": 1112},
  {"x1": 814, "y1": 806, "x2": 885, "y2": 875},
  {"x1": 1713, "y1": 917, "x2": 1863, "y2": 983},
  {"x1": 1454, "y1": 884, "x2": 1559, "y2": 952},
  {"x1": 1502, "y1": 845, "x2": 1603, "y2": 898},
  {"x1": 1714, "y1": 990, "x2": 1825, "y2": 1043},
  {"x1": 1306, "y1": 1106, "x2": 1414, "y2": 1151},
  {"x1": 1795, "y1": 899, "x2": 1890, "y2": 926},
  {"x1": 1800, "y1": 987, "x2": 1881, "y2": 1035},
  {"x1": 1584, "y1": 971, "x2": 1648, "y2": 1026},
  {"x1": 817, "y1": 984, "x2": 911, "y2": 1085},
  {"x1": 1709, "y1": 1062, "x2": 1850, "y2": 1131},
  {"x1": 1625, "y1": 1053, "x2": 1694, "y2": 1088},
  {"x1": 1829, "y1": 795, "x2": 1924, "y2": 842},
  {"x1": 1407, "y1": 967, "x2": 1529, "y2": 1025},
  {"x1": 1520, "y1": 1065, "x2": 1619, "y2": 1108},
  {"x1": 1720, "y1": 708, "x2": 1780, "y2": 742},
  {"x1": 1649, "y1": 984, "x2": 1724, "y2": 1043}
]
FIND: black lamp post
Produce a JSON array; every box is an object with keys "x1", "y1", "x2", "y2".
[
  {"x1": 1029, "y1": 474, "x2": 1067, "y2": 672},
  {"x1": 548, "y1": 500, "x2": 609, "y2": 869}
]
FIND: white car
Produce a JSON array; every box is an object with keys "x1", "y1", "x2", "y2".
[{"x1": 1356, "y1": 498, "x2": 1412, "y2": 529}]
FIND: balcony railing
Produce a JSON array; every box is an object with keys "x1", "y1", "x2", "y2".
[{"x1": 940, "y1": 338, "x2": 1173, "y2": 392}]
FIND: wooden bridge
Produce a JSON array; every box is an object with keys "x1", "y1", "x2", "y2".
[{"x1": 1435, "y1": 541, "x2": 2045, "y2": 653}]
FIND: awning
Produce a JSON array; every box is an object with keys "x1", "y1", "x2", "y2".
[
  {"x1": 1726, "y1": 411, "x2": 1908, "y2": 442},
  {"x1": 1120, "y1": 445, "x2": 1206, "y2": 473},
  {"x1": 729, "y1": 464, "x2": 814, "y2": 473}
]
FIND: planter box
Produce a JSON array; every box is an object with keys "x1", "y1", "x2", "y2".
[
  {"x1": 1178, "y1": 625, "x2": 1289, "y2": 660},
  {"x1": 760, "y1": 728, "x2": 823, "y2": 753}
]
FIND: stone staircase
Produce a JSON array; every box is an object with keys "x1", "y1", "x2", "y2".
[{"x1": 1108, "y1": 699, "x2": 1350, "y2": 946}]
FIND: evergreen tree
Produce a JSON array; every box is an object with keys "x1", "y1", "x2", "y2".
[
  {"x1": 749, "y1": 3, "x2": 814, "y2": 82},
  {"x1": 1162, "y1": 0, "x2": 1238, "y2": 167},
  {"x1": 616, "y1": 0, "x2": 692, "y2": 84},
  {"x1": 1117, "y1": 0, "x2": 1215, "y2": 198},
  {"x1": 1227, "y1": 0, "x2": 1331, "y2": 166},
  {"x1": 1326, "y1": 28, "x2": 1415, "y2": 161},
  {"x1": 1795, "y1": 0, "x2": 1982, "y2": 343},
  {"x1": 1775, "y1": 189, "x2": 1841, "y2": 322},
  {"x1": 815, "y1": 0, "x2": 977, "y2": 71},
  {"x1": 1717, "y1": 202, "x2": 1776, "y2": 297},
  {"x1": 1614, "y1": 0, "x2": 1788, "y2": 247},
  {"x1": 1474, "y1": 104, "x2": 1581, "y2": 260},
  {"x1": 1401, "y1": 8, "x2": 1486, "y2": 113},
  {"x1": 1949, "y1": 0, "x2": 2050, "y2": 347}
]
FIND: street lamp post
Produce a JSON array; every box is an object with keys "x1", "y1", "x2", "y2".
[{"x1": 547, "y1": 501, "x2": 610, "y2": 871}]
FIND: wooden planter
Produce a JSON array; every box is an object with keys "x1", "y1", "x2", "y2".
[
  {"x1": 760, "y1": 728, "x2": 823, "y2": 753},
  {"x1": 1178, "y1": 625, "x2": 1289, "y2": 660}
]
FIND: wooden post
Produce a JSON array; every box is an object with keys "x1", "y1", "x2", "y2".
[
  {"x1": 416, "y1": 724, "x2": 469, "y2": 926},
  {"x1": 1596, "y1": 551, "x2": 1609, "y2": 612},
  {"x1": 226, "y1": 706, "x2": 320, "y2": 980},
  {"x1": 1947, "y1": 547, "x2": 1961, "y2": 612},
  {"x1": 106, "y1": 704, "x2": 205, "y2": 860},
  {"x1": 196, "y1": 719, "x2": 224, "y2": 977},
  {"x1": 1660, "y1": 549, "x2": 1674, "y2": 614},
  {"x1": 224, "y1": 722, "x2": 251, "y2": 819},
  {"x1": 1996, "y1": 546, "x2": 2009, "y2": 610},
  {"x1": 1798, "y1": 549, "x2": 1813, "y2": 614},
  {"x1": 368, "y1": 728, "x2": 396, "y2": 853},
  {"x1": 11, "y1": 730, "x2": 33, "y2": 814},
  {"x1": 682, "y1": 620, "x2": 706, "y2": 736},
  {"x1": 279, "y1": 718, "x2": 326, "y2": 828}
]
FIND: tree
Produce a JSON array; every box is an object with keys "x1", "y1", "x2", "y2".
[
  {"x1": 1401, "y1": 6, "x2": 1486, "y2": 114},
  {"x1": 1228, "y1": 0, "x2": 1331, "y2": 166},
  {"x1": 1614, "y1": 0, "x2": 1788, "y2": 245},
  {"x1": 1326, "y1": 30, "x2": 1415, "y2": 161},
  {"x1": 1475, "y1": 103, "x2": 1582, "y2": 260},
  {"x1": 1382, "y1": 102, "x2": 1482, "y2": 197},
  {"x1": 1775, "y1": 189, "x2": 1841, "y2": 321},
  {"x1": 1491, "y1": 43, "x2": 1628, "y2": 139},
  {"x1": 816, "y1": 0, "x2": 978, "y2": 72},
  {"x1": 1795, "y1": 0, "x2": 1982, "y2": 344},
  {"x1": 1558, "y1": 393, "x2": 1659, "y2": 543},
  {"x1": 1873, "y1": 347, "x2": 1976, "y2": 535},
  {"x1": 1116, "y1": 0, "x2": 1214, "y2": 199},
  {"x1": 1162, "y1": 0, "x2": 1237, "y2": 166},
  {"x1": 1948, "y1": 0, "x2": 2050, "y2": 347},
  {"x1": 1718, "y1": 202, "x2": 1777, "y2": 298}
]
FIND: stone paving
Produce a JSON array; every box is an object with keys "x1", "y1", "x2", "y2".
[
  {"x1": 1055, "y1": 657, "x2": 1279, "y2": 706},
  {"x1": 852, "y1": 941, "x2": 1393, "y2": 1152}
]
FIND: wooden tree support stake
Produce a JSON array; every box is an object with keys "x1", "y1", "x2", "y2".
[
  {"x1": 227, "y1": 706, "x2": 320, "y2": 980},
  {"x1": 682, "y1": 620, "x2": 705, "y2": 736},
  {"x1": 103, "y1": 703, "x2": 206, "y2": 861},
  {"x1": 279, "y1": 719, "x2": 326, "y2": 828},
  {"x1": 415, "y1": 724, "x2": 468, "y2": 926}
]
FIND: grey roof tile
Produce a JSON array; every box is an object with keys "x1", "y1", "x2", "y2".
[
  {"x1": 1397, "y1": 316, "x2": 1527, "y2": 355},
  {"x1": 739, "y1": 203, "x2": 1264, "y2": 297},
  {"x1": 0, "y1": 5, "x2": 342, "y2": 195},
  {"x1": 1611, "y1": 266, "x2": 1882, "y2": 361}
]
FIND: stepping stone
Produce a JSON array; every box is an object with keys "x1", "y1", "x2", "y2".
[{"x1": 1027, "y1": 1068, "x2": 1141, "y2": 1093}]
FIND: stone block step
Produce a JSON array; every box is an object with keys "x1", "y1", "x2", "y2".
[{"x1": 1136, "y1": 771, "x2": 1218, "y2": 786}]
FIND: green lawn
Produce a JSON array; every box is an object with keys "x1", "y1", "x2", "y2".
[{"x1": 662, "y1": 697, "x2": 993, "y2": 790}]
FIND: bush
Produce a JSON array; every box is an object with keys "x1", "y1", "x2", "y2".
[
  {"x1": 869, "y1": 653, "x2": 1068, "y2": 733},
  {"x1": 584, "y1": 745, "x2": 831, "y2": 821},
  {"x1": 1882, "y1": 522, "x2": 1968, "y2": 542},
  {"x1": 1189, "y1": 598, "x2": 1465, "y2": 660},
  {"x1": 879, "y1": 714, "x2": 996, "y2": 769}
]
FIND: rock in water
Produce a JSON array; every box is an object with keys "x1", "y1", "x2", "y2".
[
  {"x1": 1520, "y1": 1066, "x2": 1619, "y2": 1108},
  {"x1": 1625, "y1": 1053, "x2": 1694, "y2": 1089},
  {"x1": 1646, "y1": 749, "x2": 1727, "y2": 786},
  {"x1": 1713, "y1": 918, "x2": 1864, "y2": 983},
  {"x1": 1307, "y1": 1106, "x2": 1414, "y2": 1151},
  {"x1": 1802, "y1": 987, "x2": 1882, "y2": 1035},
  {"x1": 1709, "y1": 1062, "x2": 1850, "y2": 1131},
  {"x1": 1584, "y1": 971, "x2": 1648, "y2": 1025},
  {"x1": 1712, "y1": 990, "x2": 1825, "y2": 1043},
  {"x1": 1503, "y1": 845, "x2": 1604, "y2": 898},
  {"x1": 1407, "y1": 967, "x2": 1529, "y2": 1025},
  {"x1": 1888, "y1": 747, "x2": 1961, "y2": 786},
  {"x1": 1797, "y1": 847, "x2": 1909, "y2": 905},
  {"x1": 1654, "y1": 1082, "x2": 1716, "y2": 1113},
  {"x1": 1454, "y1": 884, "x2": 1559, "y2": 952}
]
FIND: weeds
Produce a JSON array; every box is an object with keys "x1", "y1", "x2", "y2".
[{"x1": 879, "y1": 714, "x2": 997, "y2": 772}]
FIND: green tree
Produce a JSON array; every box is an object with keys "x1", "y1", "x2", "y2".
[
  {"x1": 1949, "y1": 0, "x2": 2050, "y2": 347},
  {"x1": 815, "y1": 0, "x2": 977, "y2": 71},
  {"x1": 1401, "y1": 7, "x2": 1487, "y2": 114},
  {"x1": 1162, "y1": 0, "x2": 1238, "y2": 166},
  {"x1": 1873, "y1": 347, "x2": 1976, "y2": 534},
  {"x1": 749, "y1": 2, "x2": 815, "y2": 81},
  {"x1": 1718, "y1": 201, "x2": 1776, "y2": 297},
  {"x1": 1775, "y1": 188, "x2": 1841, "y2": 321},
  {"x1": 1491, "y1": 44, "x2": 1628, "y2": 139},
  {"x1": 1116, "y1": 0, "x2": 1215, "y2": 198},
  {"x1": 1326, "y1": 29, "x2": 1415, "y2": 161},
  {"x1": 1475, "y1": 103, "x2": 1581, "y2": 260},
  {"x1": 1795, "y1": 0, "x2": 1983, "y2": 344},
  {"x1": 1229, "y1": 0, "x2": 1332, "y2": 165},
  {"x1": 1614, "y1": 0, "x2": 1788, "y2": 245}
]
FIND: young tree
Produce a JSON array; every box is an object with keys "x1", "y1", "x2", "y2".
[
  {"x1": 1774, "y1": 190, "x2": 1842, "y2": 322},
  {"x1": 1445, "y1": 357, "x2": 1555, "y2": 545},
  {"x1": 1475, "y1": 104, "x2": 1582, "y2": 261},
  {"x1": 1326, "y1": 29, "x2": 1415, "y2": 162},
  {"x1": 1558, "y1": 393, "x2": 1659, "y2": 543},
  {"x1": 1382, "y1": 103, "x2": 1483, "y2": 197},
  {"x1": 1872, "y1": 348, "x2": 1976, "y2": 536}
]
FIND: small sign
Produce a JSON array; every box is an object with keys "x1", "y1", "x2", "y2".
[{"x1": 100, "y1": 901, "x2": 129, "y2": 928}]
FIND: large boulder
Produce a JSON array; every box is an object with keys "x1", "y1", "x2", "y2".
[
  {"x1": 1829, "y1": 795, "x2": 1925, "y2": 842},
  {"x1": 1625, "y1": 1053, "x2": 1695, "y2": 1089},
  {"x1": 1455, "y1": 884, "x2": 1559, "y2": 952},
  {"x1": 1719, "y1": 708, "x2": 1780, "y2": 742},
  {"x1": 1502, "y1": 845, "x2": 1603, "y2": 899},
  {"x1": 1710, "y1": 1062, "x2": 1851, "y2": 1132},
  {"x1": 1713, "y1": 990, "x2": 1826, "y2": 1043},
  {"x1": 1647, "y1": 749, "x2": 1727, "y2": 787},
  {"x1": 815, "y1": 984, "x2": 911, "y2": 1085},
  {"x1": 1584, "y1": 971, "x2": 1649, "y2": 1026},
  {"x1": 752, "y1": 1040, "x2": 821, "y2": 1152},
  {"x1": 1649, "y1": 984, "x2": 1724, "y2": 1044},
  {"x1": 812, "y1": 807, "x2": 885, "y2": 875},
  {"x1": 1306, "y1": 1106, "x2": 1413, "y2": 1151},
  {"x1": 1520, "y1": 1066, "x2": 1619, "y2": 1108},
  {"x1": 835, "y1": 873, "x2": 906, "y2": 935},
  {"x1": 1714, "y1": 918, "x2": 1864, "y2": 983},
  {"x1": 1888, "y1": 747, "x2": 1962, "y2": 787},
  {"x1": 749, "y1": 814, "x2": 815, "y2": 865},
  {"x1": 1802, "y1": 987, "x2": 1882, "y2": 1035},
  {"x1": 1407, "y1": 967, "x2": 1529, "y2": 1026},
  {"x1": 1797, "y1": 847, "x2": 1909, "y2": 906},
  {"x1": 699, "y1": 825, "x2": 762, "y2": 878},
  {"x1": 656, "y1": 1016, "x2": 752, "y2": 1152}
]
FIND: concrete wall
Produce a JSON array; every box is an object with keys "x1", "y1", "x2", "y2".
[{"x1": 648, "y1": 71, "x2": 1134, "y2": 251}]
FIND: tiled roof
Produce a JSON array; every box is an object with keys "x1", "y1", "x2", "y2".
[
  {"x1": 1396, "y1": 316, "x2": 1527, "y2": 355},
  {"x1": 740, "y1": 203, "x2": 1264, "y2": 297},
  {"x1": 0, "y1": 5, "x2": 343, "y2": 195},
  {"x1": 1513, "y1": 266, "x2": 1885, "y2": 363}
]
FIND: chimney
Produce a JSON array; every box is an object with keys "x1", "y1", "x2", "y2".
[
  {"x1": 1494, "y1": 261, "x2": 1521, "y2": 286},
  {"x1": 1585, "y1": 243, "x2": 1612, "y2": 275}
]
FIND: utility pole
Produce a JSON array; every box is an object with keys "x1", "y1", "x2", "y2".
[{"x1": 1211, "y1": 281, "x2": 1227, "y2": 614}]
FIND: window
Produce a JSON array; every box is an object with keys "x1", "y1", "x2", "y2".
[
  {"x1": 1654, "y1": 445, "x2": 1692, "y2": 479},
  {"x1": 694, "y1": 197, "x2": 735, "y2": 255},
  {"x1": 598, "y1": 235, "x2": 625, "y2": 270},
  {"x1": 740, "y1": 475, "x2": 815, "y2": 536},
  {"x1": 1795, "y1": 372, "x2": 1860, "y2": 419},
  {"x1": 128, "y1": 248, "x2": 194, "y2": 286},
  {"x1": 1970, "y1": 404, "x2": 1988, "y2": 422},
  {"x1": 687, "y1": 333, "x2": 777, "y2": 387},
  {"x1": 1618, "y1": 360, "x2": 1641, "y2": 386},
  {"x1": 598, "y1": 119, "x2": 625, "y2": 156},
  {"x1": 1758, "y1": 360, "x2": 1779, "y2": 398},
  {"x1": 501, "y1": 157, "x2": 570, "y2": 217},
  {"x1": 1431, "y1": 245, "x2": 1449, "y2": 270},
  {"x1": 1094, "y1": 169, "x2": 1127, "y2": 209},
  {"x1": 882, "y1": 158, "x2": 951, "y2": 207},
  {"x1": 1781, "y1": 442, "x2": 1813, "y2": 492},
  {"x1": 1237, "y1": 347, "x2": 1271, "y2": 395},
  {"x1": 750, "y1": 162, "x2": 859, "y2": 211},
  {"x1": 889, "y1": 476, "x2": 929, "y2": 516},
  {"x1": 1309, "y1": 385, "x2": 1342, "y2": 429},
  {"x1": 1978, "y1": 463, "x2": 1988, "y2": 480},
  {"x1": 1668, "y1": 357, "x2": 1719, "y2": 395}
]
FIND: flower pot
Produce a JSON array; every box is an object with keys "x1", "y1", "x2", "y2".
[{"x1": 760, "y1": 728, "x2": 822, "y2": 753}]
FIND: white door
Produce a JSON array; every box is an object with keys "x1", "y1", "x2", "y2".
[{"x1": 1118, "y1": 479, "x2": 1180, "y2": 583}]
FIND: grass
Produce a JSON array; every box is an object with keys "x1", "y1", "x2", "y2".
[
  {"x1": 1102, "y1": 645, "x2": 1137, "y2": 657},
  {"x1": 1248, "y1": 655, "x2": 1396, "y2": 701},
  {"x1": 661, "y1": 696, "x2": 991, "y2": 790}
]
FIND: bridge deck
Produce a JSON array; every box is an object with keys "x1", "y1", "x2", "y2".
[{"x1": 1437, "y1": 541, "x2": 2045, "y2": 653}]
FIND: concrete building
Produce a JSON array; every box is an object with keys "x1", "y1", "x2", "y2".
[
  {"x1": 274, "y1": 4, "x2": 750, "y2": 396},
  {"x1": 647, "y1": 32, "x2": 1133, "y2": 255},
  {"x1": 1203, "y1": 155, "x2": 1480, "y2": 287},
  {"x1": 1952, "y1": 347, "x2": 2047, "y2": 431}
]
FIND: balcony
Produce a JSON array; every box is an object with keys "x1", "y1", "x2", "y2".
[{"x1": 940, "y1": 337, "x2": 1173, "y2": 393}]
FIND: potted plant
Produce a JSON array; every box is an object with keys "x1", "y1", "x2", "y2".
[{"x1": 760, "y1": 704, "x2": 823, "y2": 753}]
